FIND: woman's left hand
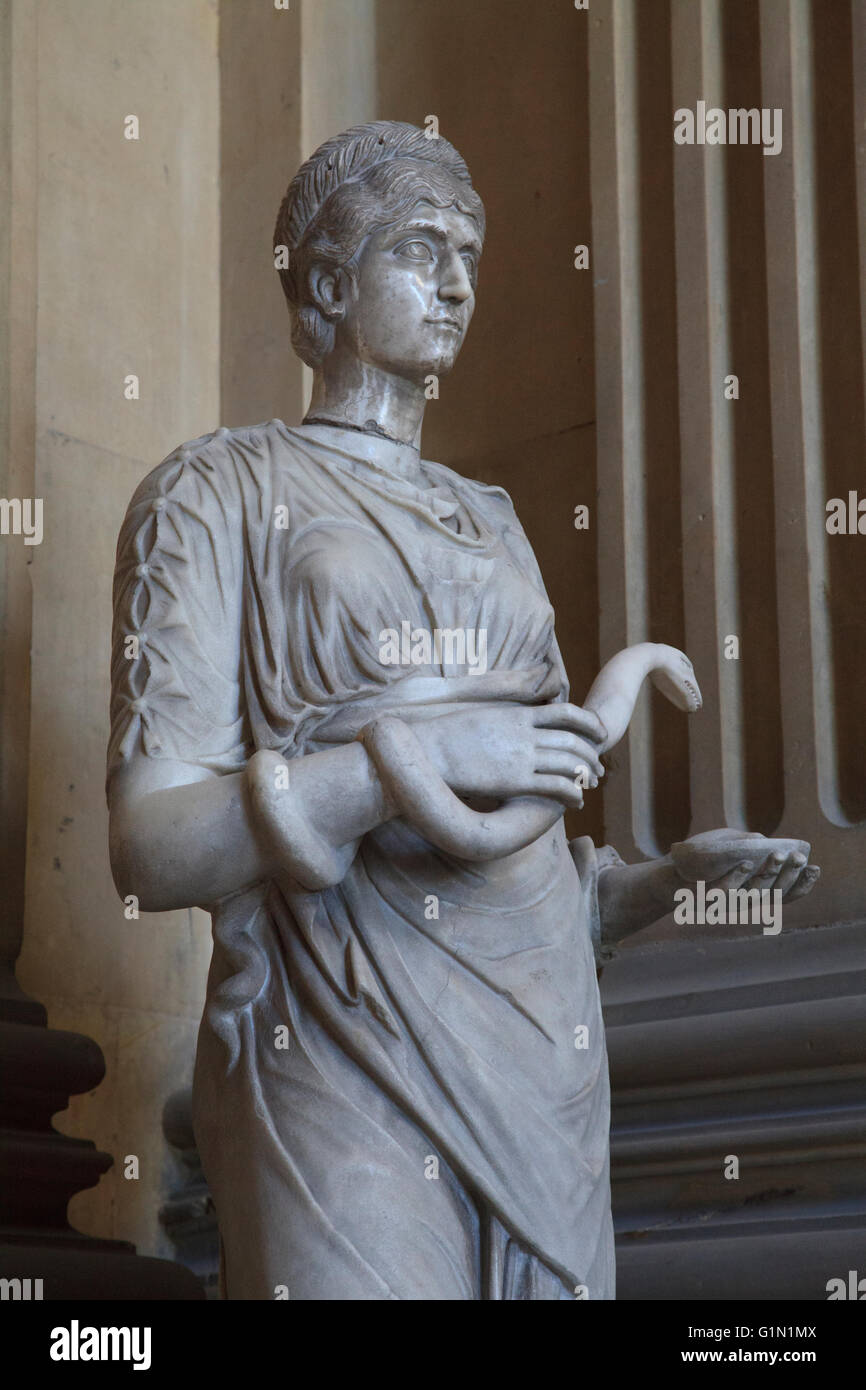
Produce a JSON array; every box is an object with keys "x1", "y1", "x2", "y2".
[
  {"x1": 596, "y1": 831, "x2": 821, "y2": 950},
  {"x1": 671, "y1": 830, "x2": 820, "y2": 902}
]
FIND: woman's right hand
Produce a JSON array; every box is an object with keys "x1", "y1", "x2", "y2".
[{"x1": 410, "y1": 701, "x2": 607, "y2": 810}]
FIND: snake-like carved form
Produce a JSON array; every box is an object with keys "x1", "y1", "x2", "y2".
[
  {"x1": 583, "y1": 642, "x2": 702, "y2": 750},
  {"x1": 360, "y1": 642, "x2": 702, "y2": 862}
]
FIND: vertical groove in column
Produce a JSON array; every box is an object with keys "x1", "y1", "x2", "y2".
[
  {"x1": 760, "y1": 0, "x2": 833, "y2": 828},
  {"x1": 613, "y1": 0, "x2": 657, "y2": 855},
  {"x1": 722, "y1": 0, "x2": 784, "y2": 835},
  {"x1": 671, "y1": 0, "x2": 737, "y2": 833},
  {"x1": 789, "y1": 0, "x2": 846, "y2": 825},
  {"x1": 592, "y1": 0, "x2": 698, "y2": 856},
  {"x1": 637, "y1": 0, "x2": 690, "y2": 853},
  {"x1": 591, "y1": 0, "x2": 641, "y2": 857},
  {"x1": 702, "y1": 0, "x2": 747, "y2": 828},
  {"x1": 812, "y1": 0, "x2": 866, "y2": 822}
]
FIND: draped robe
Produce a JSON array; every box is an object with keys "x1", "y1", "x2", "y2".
[{"x1": 109, "y1": 419, "x2": 617, "y2": 1300}]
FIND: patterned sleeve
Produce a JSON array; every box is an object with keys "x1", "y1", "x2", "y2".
[
  {"x1": 569, "y1": 835, "x2": 626, "y2": 967},
  {"x1": 107, "y1": 435, "x2": 250, "y2": 794}
]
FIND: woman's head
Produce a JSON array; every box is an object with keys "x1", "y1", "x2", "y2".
[{"x1": 274, "y1": 122, "x2": 485, "y2": 378}]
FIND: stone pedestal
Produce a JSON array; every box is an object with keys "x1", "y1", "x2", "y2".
[
  {"x1": 0, "y1": 994, "x2": 203, "y2": 1299},
  {"x1": 606, "y1": 919, "x2": 866, "y2": 1299}
]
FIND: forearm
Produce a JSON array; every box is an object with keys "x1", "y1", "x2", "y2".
[
  {"x1": 109, "y1": 741, "x2": 398, "y2": 912},
  {"x1": 597, "y1": 854, "x2": 681, "y2": 947}
]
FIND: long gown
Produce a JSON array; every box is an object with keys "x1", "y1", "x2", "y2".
[{"x1": 108, "y1": 418, "x2": 618, "y2": 1300}]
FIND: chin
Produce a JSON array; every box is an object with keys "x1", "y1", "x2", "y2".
[
  {"x1": 426, "y1": 346, "x2": 462, "y2": 376},
  {"x1": 391, "y1": 353, "x2": 459, "y2": 385}
]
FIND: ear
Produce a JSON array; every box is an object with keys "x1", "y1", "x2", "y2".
[{"x1": 307, "y1": 264, "x2": 354, "y2": 324}]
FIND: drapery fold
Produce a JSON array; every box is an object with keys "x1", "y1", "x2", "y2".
[{"x1": 109, "y1": 419, "x2": 615, "y2": 1299}]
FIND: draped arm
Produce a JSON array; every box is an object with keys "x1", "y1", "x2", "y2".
[{"x1": 107, "y1": 438, "x2": 400, "y2": 910}]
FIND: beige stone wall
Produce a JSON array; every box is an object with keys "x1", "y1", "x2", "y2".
[
  {"x1": 373, "y1": 0, "x2": 601, "y2": 840},
  {"x1": 15, "y1": 0, "x2": 220, "y2": 1259},
  {"x1": 219, "y1": 0, "x2": 378, "y2": 434},
  {"x1": 0, "y1": 0, "x2": 36, "y2": 999},
  {"x1": 219, "y1": 0, "x2": 304, "y2": 429}
]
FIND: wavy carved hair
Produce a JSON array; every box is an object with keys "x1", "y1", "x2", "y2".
[{"x1": 274, "y1": 121, "x2": 486, "y2": 368}]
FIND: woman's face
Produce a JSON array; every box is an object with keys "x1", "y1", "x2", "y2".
[{"x1": 337, "y1": 199, "x2": 482, "y2": 384}]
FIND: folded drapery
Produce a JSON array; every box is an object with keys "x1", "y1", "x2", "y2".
[{"x1": 110, "y1": 419, "x2": 616, "y2": 1299}]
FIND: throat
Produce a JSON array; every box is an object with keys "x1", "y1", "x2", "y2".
[
  {"x1": 304, "y1": 414, "x2": 413, "y2": 449},
  {"x1": 305, "y1": 357, "x2": 427, "y2": 449}
]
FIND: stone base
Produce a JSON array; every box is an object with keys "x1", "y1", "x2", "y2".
[
  {"x1": 0, "y1": 1238, "x2": 204, "y2": 1301},
  {"x1": 0, "y1": 1013, "x2": 204, "y2": 1300},
  {"x1": 605, "y1": 918, "x2": 866, "y2": 1300},
  {"x1": 617, "y1": 1218, "x2": 866, "y2": 1300}
]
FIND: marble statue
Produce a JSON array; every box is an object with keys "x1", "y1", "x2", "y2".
[{"x1": 107, "y1": 122, "x2": 820, "y2": 1300}]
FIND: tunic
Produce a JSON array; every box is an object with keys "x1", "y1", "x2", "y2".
[{"x1": 108, "y1": 419, "x2": 617, "y2": 1300}]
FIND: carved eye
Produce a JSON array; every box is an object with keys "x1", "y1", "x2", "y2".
[
  {"x1": 397, "y1": 239, "x2": 433, "y2": 262},
  {"x1": 460, "y1": 252, "x2": 478, "y2": 284}
]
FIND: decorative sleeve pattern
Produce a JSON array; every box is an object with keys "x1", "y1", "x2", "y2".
[{"x1": 107, "y1": 429, "x2": 251, "y2": 793}]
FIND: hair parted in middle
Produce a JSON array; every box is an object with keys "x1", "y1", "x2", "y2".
[{"x1": 273, "y1": 121, "x2": 486, "y2": 368}]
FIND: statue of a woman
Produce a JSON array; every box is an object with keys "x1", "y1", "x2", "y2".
[{"x1": 108, "y1": 122, "x2": 819, "y2": 1300}]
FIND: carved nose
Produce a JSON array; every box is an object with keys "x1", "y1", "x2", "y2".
[{"x1": 438, "y1": 251, "x2": 473, "y2": 303}]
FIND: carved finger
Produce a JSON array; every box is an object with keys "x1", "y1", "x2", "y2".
[
  {"x1": 535, "y1": 734, "x2": 605, "y2": 778},
  {"x1": 533, "y1": 750, "x2": 598, "y2": 786},
  {"x1": 532, "y1": 773, "x2": 588, "y2": 808},
  {"x1": 775, "y1": 851, "x2": 808, "y2": 898},
  {"x1": 708, "y1": 860, "x2": 757, "y2": 891},
  {"x1": 533, "y1": 703, "x2": 607, "y2": 744},
  {"x1": 537, "y1": 732, "x2": 606, "y2": 774},
  {"x1": 745, "y1": 851, "x2": 787, "y2": 890},
  {"x1": 784, "y1": 864, "x2": 821, "y2": 901}
]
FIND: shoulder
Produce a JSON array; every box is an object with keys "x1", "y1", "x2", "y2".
[
  {"x1": 125, "y1": 420, "x2": 286, "y2": 516},
  {"x1": 422, "y1": 458, "x2": 519, "y2": 515},
  {"x1": 114, "y1": 421, "x2": 294, "y2": 592}
]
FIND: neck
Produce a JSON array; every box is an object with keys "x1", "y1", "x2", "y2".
[{"x1": 305, "y1": 350, "x2": 426, "y2": 448}]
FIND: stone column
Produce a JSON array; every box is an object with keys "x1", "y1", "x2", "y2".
[
  {"x1": 1, "y1": 0, "x2": 215, "y2": 1296},
  {"x1": 590, "y1": 0, "x2": 866, "y2": 927},
  {"x1": 590, "y1": 0, "x2": 866, "y2": 1297}
]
